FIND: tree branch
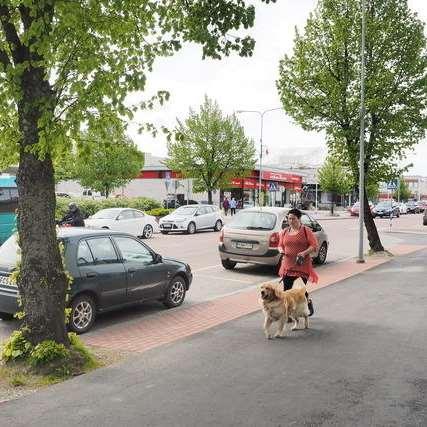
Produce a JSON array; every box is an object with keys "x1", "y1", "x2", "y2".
[
  {"x1": 0, "y1": 47, "x2": 10, "y2": 68},
  {"x1": 0, "y1": 5, "x2": 25, "y2": 64}
]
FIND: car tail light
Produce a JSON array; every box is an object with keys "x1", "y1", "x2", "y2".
[
  {"x1": 269, "y1": 232, "x2": 280, "y2": 248},
  {"x1": 219, "y1": 230, "x2": 224, "y2": 243}
]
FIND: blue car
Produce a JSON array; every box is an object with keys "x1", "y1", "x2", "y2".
[{"x1": 0, "y1": 175, "x2": 17, "y2": 245}]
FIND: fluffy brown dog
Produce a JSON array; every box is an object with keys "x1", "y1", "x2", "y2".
[{"x1": 259, "y1": 279, "x2": 310, "y2": 339}]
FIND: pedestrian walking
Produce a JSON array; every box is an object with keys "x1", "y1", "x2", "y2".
[
  {"x1": 222, "y1": 197, "x2": 230, "y2": 216},
  {"x1": 229, "y1": 197, "x2": 237, "y2": 215},
  {"x1": 277, "y1": 208, "x2": 318, "y2": 316}
]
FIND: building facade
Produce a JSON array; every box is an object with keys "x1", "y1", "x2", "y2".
[{"x1": 56, "y1": 153, "x2": 304, "y2": 208}]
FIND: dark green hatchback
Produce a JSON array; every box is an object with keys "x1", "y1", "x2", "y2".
[{"x1": 0, "y1": 228, "x2": 192, "y2": 333}]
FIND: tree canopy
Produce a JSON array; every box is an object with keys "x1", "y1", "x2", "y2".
[
  {"x1": 167, "y1": 96, "x2": 256, "y2": 203},
  {"x1": 74, "y1": 133, "x2": 144, "y2": 199},
  {"x1": 277, "y1": 0, "x2": 426, "y2": 251}
]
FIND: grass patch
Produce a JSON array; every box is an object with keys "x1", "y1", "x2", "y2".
[{"x1": 0, "y1": 332, "x2": 126, "y2": 403}]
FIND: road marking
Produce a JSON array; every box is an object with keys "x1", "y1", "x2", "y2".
[
  {"x1": 193, "y1": 264, "x2": 222, "y2": 272},
  {"x1": 382, "y1": 230, "x2": 427, "y2": 235},
  {"x1": 195, "y1": 274, "x2": 252, "y2": 284}
]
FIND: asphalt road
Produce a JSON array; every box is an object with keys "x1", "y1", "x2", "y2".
[
  {"x1": 0, "y1": 213, "x2": 425, "y2": 339},
  {"x1": 2, "y1": 247, "x2": 426, "y2": 426}
]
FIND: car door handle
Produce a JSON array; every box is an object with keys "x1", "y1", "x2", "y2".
[
  {"x1": 86, "y1": 272, "x2": 97, "y2": 278},
  {"x1": 128, "y1": 268, "x2": 136, "y2": 274}
]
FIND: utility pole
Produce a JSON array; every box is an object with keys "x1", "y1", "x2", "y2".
[
  {"x1": 236, "y1": 108, "x2": 282, "y2": 207},
  {"x1": 357, "y1": 0, "x2": 366, "y2": 264}
]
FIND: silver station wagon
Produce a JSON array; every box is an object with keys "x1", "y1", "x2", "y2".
[{"x1": 218, "y1": 207, "x2": 329, "y2": 270}]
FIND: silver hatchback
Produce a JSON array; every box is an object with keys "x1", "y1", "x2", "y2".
[{"x1": 218, "y1": 207, "x2": 329, "y2": 270}]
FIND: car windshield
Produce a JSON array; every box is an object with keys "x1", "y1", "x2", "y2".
[
  {"x1": 173, "y1": 207, "x2": 198, "y2": 216},
  {"x1": 228, "y1": 211, "x2": 277, "y2": 230},
  {"x1": 376, "y1": 202, "x2": 392, "y2": 208},
  {"x1": 90, "y1": 209, "x2": 120, "y2": 219},
  {"x1": 0, "y1": 234, "x2": 20, "y2": 266}
]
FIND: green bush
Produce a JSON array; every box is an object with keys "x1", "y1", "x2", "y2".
[
  {"x1": 146, "y1": 207, "x2": 174, "y2": 218},
  {"x1": 56, "y1": 197, "x2": 162, "y2": 219},
  {"x1": 1, "y1": 330, "x2": 33, "y2": 362},
  {"x1": 29, "y1": 340, "x2": 70, "y2": 367}
]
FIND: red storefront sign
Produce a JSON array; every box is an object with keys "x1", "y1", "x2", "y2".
[
  {"x1": 229, "y1": 178, "x2": 267, "y2": 190},
  {"x1": 261, "y1": 171, "x2": 302, "y2": 184}
]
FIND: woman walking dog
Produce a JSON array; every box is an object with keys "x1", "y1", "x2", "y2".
[{"x1": 277, "y1": 208, "x2": 318, "y2": 316}]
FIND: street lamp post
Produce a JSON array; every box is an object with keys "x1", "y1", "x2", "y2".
[
  {"x1": 357, "y1": 0, "x2": 366, "y2": 263},
  {"x1": 236, "y1": 108, "x2": 282, "y2": 207}
]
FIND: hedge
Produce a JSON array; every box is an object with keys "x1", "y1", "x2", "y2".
[{"x1": 56, "y1": 197, "x2": 164, "y2": 219}]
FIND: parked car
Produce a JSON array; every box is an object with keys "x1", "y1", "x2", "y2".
[
  {"x1": 162, "y1": 199, "x2": 198, "y2": 209},
  {"x1": 416, "y1": 200, "x2": 427, "y2": 213},
  {"x1": 398, "y1": 202, "x2": 408, "y2": 215},
  {"x1": 423, "y1": 209, "x2": 427, "y2": 226},
  {"x1": 406, "y1": 201, "x2": 421, "y2": 214},
  {"x1": 350, "y1": 201, "x2": 374, "y2": 216},
  {"x1": 218, "y1": 207, "x2": 329, "y2": 270},
  {"x1": 84, "y1": 208, "x2": 159, "y2": 239},
  {"x1": 372, "y1": 201, "x2": 400, "y2": 218},
  {"x1": 0, "y1": 229, "x2": 192, "y2": 333},
  {"x1": 159, "y1": 205, "x2": 223, "y2": 234}
]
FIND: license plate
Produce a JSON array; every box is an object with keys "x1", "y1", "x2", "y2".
[
  {"x1": 236, "y1": 242, "x2": 253, "y2": 249},
  {"x1": 0, "y1": 275, "x2": 11, "y2": 286},
  {"x1": 163, "y1": 224, "x2": 172, "y2": 229}
]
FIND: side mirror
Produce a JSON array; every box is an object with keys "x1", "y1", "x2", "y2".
[{"x1": 154, "y1": 253, "x2": 162, "y2": 263}]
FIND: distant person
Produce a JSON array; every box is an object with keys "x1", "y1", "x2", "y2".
[
  {"x1": 229, "y1": 197, "x2": 237, "y2": 216},
  {"x1": 223, "y1": 197, "x2": 230, "y2": 216},
  {"x1": 58, "y1": 203, "x2": 85, "y2": 227}
]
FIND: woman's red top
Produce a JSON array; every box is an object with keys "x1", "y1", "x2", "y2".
[{"x1": 277, "y1": 225, "x2": 319, "y2": 283}]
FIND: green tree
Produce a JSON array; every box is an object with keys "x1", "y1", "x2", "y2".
[
  {"x1": 318, "y1": 156, "x2": 353, "y2": 215},
  {"x1": 74, "y1": 125, "x2": 144, "y2": 199},
  {"x1": 394, "y1": 178, "x2": 411, "y2": 201},
  {"x1": 0, "y1": 1, "x2": 273, "y2": 347},
  {"x1": 167, "y1": 96, "x2": 256, "y2": 204},
  {"x1": 277, "y1": 0, "x2": 426, "y2": 252}
]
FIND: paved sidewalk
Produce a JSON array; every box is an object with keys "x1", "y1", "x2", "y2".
[{"x1": 83, "y1": 243, "x2": 426, "y2": 353}]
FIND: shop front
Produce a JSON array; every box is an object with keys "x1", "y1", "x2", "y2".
[{"x1": 221, "y1": 169, "x2": 303, "y2": 209}]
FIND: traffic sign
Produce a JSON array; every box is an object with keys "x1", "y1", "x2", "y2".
[
  {"x1": 387, "y1": 180, "x2": 398, "y2": 190},
  {"x1": 268, "y1": 182, "x2": 278, "y2": 192}
]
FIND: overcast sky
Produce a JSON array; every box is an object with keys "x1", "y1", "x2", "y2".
[{"x1": 127, "y1": 0, "x2": 426, "y2": 175}]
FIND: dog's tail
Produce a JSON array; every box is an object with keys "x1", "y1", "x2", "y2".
[{"x1": 292, "y1": 277, "x2": 306, "y2": 290}]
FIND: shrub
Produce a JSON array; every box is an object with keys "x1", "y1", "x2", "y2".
[
  {"x1": 29, "y1": 340, "x2": 70, "y2": 367},
  {"x1": 56, "y1": 197, "x2": 161, "y2": 220},
  {"x1": 1, "y1": 330, "x2": 33, "y2": 362},
  {"x1": 146, "y1": 207, "x2": 175, "y2": 218}
]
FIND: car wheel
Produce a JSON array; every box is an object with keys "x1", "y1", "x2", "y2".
[
  {"x1": 187, "y1": 222, "x2": 196, "y2": 234},
  {"x1": 314, "y1": 243, "x2": 328, "y2": 265},
  {"x1": 69, "y1": 294, "x2": 96, "y2": 334},
  {"x1": 0, "y1": 312, "x2": 14, "y2": 321},
  {"x1": 142, "y1": 224, "x2": 153, "y2": 239},
  {"x1": 214, "y1": 220, "x2": 223, "y2": 232},
  {"x1": 423, "y1": 219, "x2": 427, "y2": 226},
  {"x1": 161, "y1": 230, "x2": 169, "y2": 235},
  {"x1": 163, "y1": 276, "x2": 186, "y2": 308},
  {"x1": 221, "y1": 259, "x2": 237, "y2": 270}
]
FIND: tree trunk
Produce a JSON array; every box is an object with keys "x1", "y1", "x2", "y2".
[
  {"x1": 363, "y1": 188, "x2": 384, "y2": 252},
  {"x1": 16, "y1": 67, "x2": 69, "y2": 346},
  {"x1": 207, "y1": 190, "x2": 213, "y2": 204}
]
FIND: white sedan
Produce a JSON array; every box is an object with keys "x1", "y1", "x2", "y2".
[
  {"x1": 84, "y1": 208, "x2": 159, "y2": 239},
  {"x1": 159, "y1": 205, "x2": 223, "y2": 234},
  {"x1": 399, "y1": 202, "x2": 408, "y2": 214}
]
